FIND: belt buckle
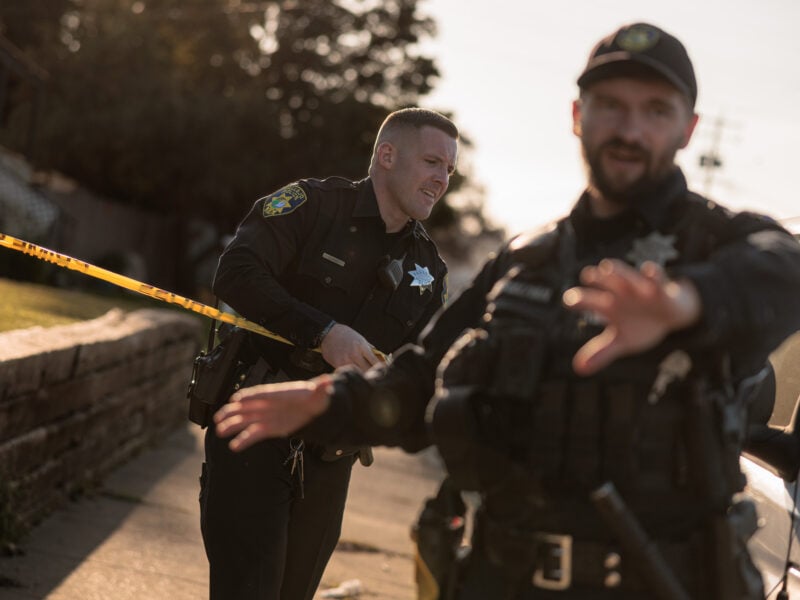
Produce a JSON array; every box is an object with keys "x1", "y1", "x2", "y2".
[{"x1": 532, "y1": 532, "x2": 572, "y2": 590}]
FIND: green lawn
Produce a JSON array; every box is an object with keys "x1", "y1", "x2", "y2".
[{"x1": 0, "y1": 278, "x2": 175, "y2": 333}]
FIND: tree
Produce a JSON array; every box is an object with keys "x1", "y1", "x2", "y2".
[{"x1": 0, "y1": 0, "x2": 472, "y2": 234}]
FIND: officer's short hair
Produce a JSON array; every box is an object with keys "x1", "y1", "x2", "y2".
[{"x1": 375, "y1": 108, "x2": 459, "y2": 148}]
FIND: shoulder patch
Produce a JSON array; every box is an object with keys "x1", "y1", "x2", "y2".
[{"x1": 262, "y1": 185, "x2": 307, "y2": 218}]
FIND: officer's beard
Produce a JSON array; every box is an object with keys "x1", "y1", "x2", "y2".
[{"x1": 582, "y1": 137, "x2": 681, "y2": 209}]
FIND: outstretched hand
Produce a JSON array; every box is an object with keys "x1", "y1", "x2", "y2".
[
  {"x1": 214, "y1": 375, "x2": 333, "y2": 451},
  {"x1": 562, "y1": 259, "x2": 701, "y2": 376}
]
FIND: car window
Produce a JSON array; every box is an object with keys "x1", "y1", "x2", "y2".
[{"x1": 768, "y1": 331, "x2": 800, "y2": 428}]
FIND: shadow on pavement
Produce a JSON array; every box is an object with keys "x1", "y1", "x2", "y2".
[{"x1": 0, "y1": 424, "x2": 208, "y2": 600}]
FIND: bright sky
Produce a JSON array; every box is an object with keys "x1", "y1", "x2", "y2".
[{"x1": 419, "y1": 0, "x2": 800, "y2": 236}]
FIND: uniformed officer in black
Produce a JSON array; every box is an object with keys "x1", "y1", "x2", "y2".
[
  {"x1": 200, "y1": 107, "x2": 458, "y2": 600},
  {"x1": 212, "y1": 24, "x2": 800, "y2": 599}
]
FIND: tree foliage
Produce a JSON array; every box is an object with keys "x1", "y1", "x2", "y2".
[{"x1": 0, "y1": 0, "x2": 477, "y2": 233}]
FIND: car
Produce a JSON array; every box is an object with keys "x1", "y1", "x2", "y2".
[{"x1": 743, "y1": 323, "x2": 800, "y2": 599}]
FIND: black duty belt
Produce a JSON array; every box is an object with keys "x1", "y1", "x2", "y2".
[
  {"x1": 289, "y1": 347, "x2": 329, "y2": 374},
  {"x1": 482, "y1": 522, "x2": 697, "y2": 593}
]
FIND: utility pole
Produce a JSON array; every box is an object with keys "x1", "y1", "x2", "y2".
[{"x1": 698, "y1": 115, "x2": 726, "y2": 197}]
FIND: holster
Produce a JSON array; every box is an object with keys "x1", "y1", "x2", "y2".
[
  {"x1": 187, "y1": 324, "x2": 249, "y2": 428},
  {"x1": 411, "y1": 477, "x2": 467, "y2": 600}
]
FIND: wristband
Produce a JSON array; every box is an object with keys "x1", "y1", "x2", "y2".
[{"x1": 315, "y1": 320, "x2": 337, "y2": 347}]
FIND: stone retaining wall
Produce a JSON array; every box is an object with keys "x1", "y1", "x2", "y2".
[{"x1": 0, "y1": 309, "x2": 202, "y2": 542}]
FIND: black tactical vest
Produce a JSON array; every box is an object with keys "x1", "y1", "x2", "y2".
[{"x1": 430, "y1": 197, "x2": 749, "y2": 541}]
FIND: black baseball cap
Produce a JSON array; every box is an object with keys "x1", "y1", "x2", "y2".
[{"x1": 577, "y1": 23, "x2": 697, "y2": 107}]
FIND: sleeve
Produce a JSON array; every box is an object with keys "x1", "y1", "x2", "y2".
[
  {"x1": 212, "y1": 184, "x2": 334, "y2": 349},
  {"x1": 298, "y1": 246, "x2": 516, "y2": 451},
  {"x1": 669, "y1": 212, "x2": 800, "y2": 369}
]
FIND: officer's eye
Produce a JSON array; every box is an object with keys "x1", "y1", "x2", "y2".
[
  {"x1": 594, "y1": 97, "x2": 621, "y2": 112},
  {"x1": 646, "y1": 103, "x2": 674, "y2": 119}
]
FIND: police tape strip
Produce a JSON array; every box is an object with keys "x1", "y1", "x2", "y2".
[
  {"x1": 0, "y1": 231, "x2": 387, "y2": 362},
  {"x1": 0, "y1": 231, "x2": 293, "y2": 342}
]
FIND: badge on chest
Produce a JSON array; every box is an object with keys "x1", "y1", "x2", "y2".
[
  {"x1": 626, "y1": 231, "x2": 678, "y2": 267},
  {"x1": 408, "y1": 263, "x2": 435, "y2": 295}
]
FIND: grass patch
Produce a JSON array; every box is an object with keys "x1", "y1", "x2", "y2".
[{"x1": 0, "y1": 277, "x2": 175, "y2": 333}]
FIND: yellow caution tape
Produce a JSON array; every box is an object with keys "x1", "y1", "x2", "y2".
[
  {"x1": 0, "y1": 232, "x2": 387, "y2": 361},
  {"x1": 0, "y1": 231, "x2": 290, "y2": 342}
]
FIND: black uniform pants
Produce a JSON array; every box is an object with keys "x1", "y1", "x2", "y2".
[{"x1": 200, "y1": 427, "x2": 354, "y2": 600}]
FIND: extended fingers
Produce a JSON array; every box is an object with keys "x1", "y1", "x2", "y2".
[
  {"x1": 215, "y1": 408, "x2": 260, "y2": 438},
  {"x1": 580, "y1": 259, "x2": 645, "y2": 296},
  {"x1": 562, "y1": 286, "x2": 612, "y2": 317},
  {"x1": 572, "y1": 328, "x2": 621, "y2": 376},
  {"x1": 564, "y1": 260, "x2": 629, "y2": 315},
  {"x1": 227, "y1": 380, "x2": 316, "y2": 405},
  {"x1": 229, "y1": 422, "x2": 274, "y2": 452},
  {"x1": 214, "y1": 398, "x2": 298, "y2": 441},
  {"x1": 217, "y1": 375, "x2": 334, "y2": 448},
  {"x1": 214, "y1": 379, "x2": 317, "y2": 432},
  {"x1": 214, "y1": 396, "x2": 272, "y2": 423},
  {"x1": 567, "y1": 259, "x2": 666, "y2": 312},
  {"x1": 639, "y1": 260, "x2": 667, "y2": 283}
]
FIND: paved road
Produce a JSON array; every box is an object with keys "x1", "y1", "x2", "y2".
[{"x1": 0, "y1": 423, "x2": 444, "y2": 599}]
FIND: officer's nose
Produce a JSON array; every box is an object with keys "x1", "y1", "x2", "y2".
[
  {"x1": 616, "y1": 110, "x2": 647, "y2": 145},
  {"x1": 433, "y1": 165, "x2": 449, "y2": 193}
]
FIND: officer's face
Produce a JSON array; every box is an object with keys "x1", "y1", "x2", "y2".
[
  {"x1": 573, "y1": 77, "x2": 698, "y2": 214},
  {"x1": 387, "y1": 125, "x2": 458, "y2": 223}
]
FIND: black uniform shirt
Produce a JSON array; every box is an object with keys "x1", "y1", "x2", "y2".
[{"x1": 213, "y1": 176, "x2": 447, "y2": 375}]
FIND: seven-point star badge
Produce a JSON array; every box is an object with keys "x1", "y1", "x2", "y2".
[
  {"x1": 626, "y1": 231, "x2": 679, "y2": 267},
  {"x1": 408, "y1": 264, "x2": 434, "y2": 295}
]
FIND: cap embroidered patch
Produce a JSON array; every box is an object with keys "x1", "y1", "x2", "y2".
[
  {"x1": 262, "y1": 185, "x2": 307, "y2": 218},
  {"x1": 408, "y1": 264, "x2": 434, "y2": 295},
  {"x1": 617, "y1": 24, "x2": 660, "y2": 53}
]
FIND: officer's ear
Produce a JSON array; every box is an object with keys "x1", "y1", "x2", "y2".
[
  {"x1": 679, "y1": 112, "x2": 699, "y2": 149},
  {"x1": 376, "y1": 141, "x2": 395, "y2": 169},
  {"x1": 572, "y1": 99, "x2": 583, "y2": 137}
]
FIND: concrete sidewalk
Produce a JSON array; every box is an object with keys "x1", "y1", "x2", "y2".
[{"x1": 0, "y1": 423, "x2": 444, "y2": 600}]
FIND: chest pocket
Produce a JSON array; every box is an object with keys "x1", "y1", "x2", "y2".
[
  {"x1": 295, "y1": 225, "x2": 361, "y2": 293},
  {"x1": 383, "y1": 258, "x2": 438, "y2": 331}
]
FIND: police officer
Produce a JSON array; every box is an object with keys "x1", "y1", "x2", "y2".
[
  {"x1": 200, "y1": 107, "x2": 458, "y2": 600},
  {"x1": 213, "y1": 24, "x2": 800, "y2": 599}
]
